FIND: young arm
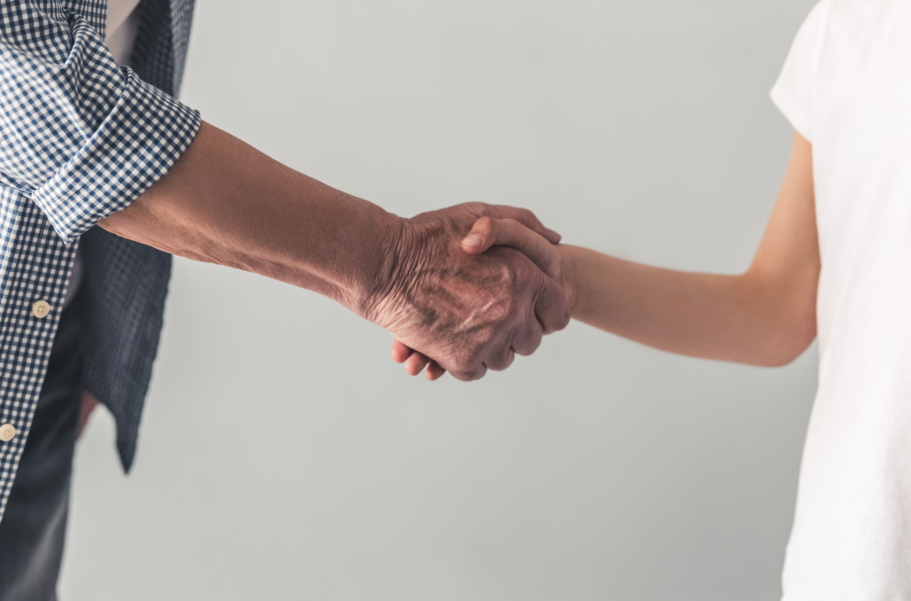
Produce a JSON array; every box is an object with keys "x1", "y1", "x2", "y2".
[
  {"x1": 395, "y1": 131, "x2": 818, "y2": 374},
  {"x1": 559, "y1": 131, "x2": 818, "y2": 366}
]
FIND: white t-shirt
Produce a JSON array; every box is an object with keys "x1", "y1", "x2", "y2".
[
  {"x1": 772, "y1": 1, "x2": 911, "y2": 598},
  {"x1": 106, "y1": 0, "x2": 141, "y2": 66},
  {"x1": 64, "y1": 0, "x2": 141, "y2": 307}
]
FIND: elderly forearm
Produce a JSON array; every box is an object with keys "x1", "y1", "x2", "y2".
[{"x1": 99, "y1": 121, "x2": 402, "y2": 314}]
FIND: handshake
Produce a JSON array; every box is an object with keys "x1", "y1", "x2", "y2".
[
  {"x1": 111, "y1": 121, "x2": 807, "y2": 387},
  {"x1": 362, "y1": 202, "x2": 573, "y2": 382},
  {"x1": 104, "y1": 124, "x2": 578, "y2": 383},
  {"x1": 106, "y1": 122, "x2": 813, "y2": 394}
]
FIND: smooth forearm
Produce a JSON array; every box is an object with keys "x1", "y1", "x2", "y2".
[
  {"x1": 99, "y1": 121, "x2": 402, "y2": 314},
  {"x1": 563, "y1": 245, "x2": 816, "y2": 366}
]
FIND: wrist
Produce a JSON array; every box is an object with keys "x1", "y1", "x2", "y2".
[
  {"x1": 355, "y1": 210, "x2": 415, "y2": 322},
  {"x1": 559, "y1": 244, "x2": 582, "y2": 318}
]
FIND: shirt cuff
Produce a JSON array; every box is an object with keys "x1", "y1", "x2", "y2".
[{"x1": 31, "y1": 68, "x2": 201, "y2": 244}]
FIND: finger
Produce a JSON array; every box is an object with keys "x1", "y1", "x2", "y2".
[
  {"x1": 485, "y1": 205, "x2": 561, "y2": 244},
  {"x1": 483, "y1": 345, "x2": 516, "y2": 372},
  {"x1": 449, "y1": 363, "x2": 488, "y2": 382},
  {"x1": 511, "y1": 314, "x2": 544, "y2": 356},
  {"x1": 462, "y1": 218, "x2": 562, "y2": 280},
  {"x1": 426, "y1": 360, "x2": 446, "y2": 380},
  {"x1": 405, "y1": 351, "x2": 432, "y2": 376},
  {"x1": 391, "y1": 339, "x2": 413, "y2": 363},
  {"x1": 535, "y1": 272, "x2": 571, "y2": 335}
]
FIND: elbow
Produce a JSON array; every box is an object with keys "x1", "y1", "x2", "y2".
[
  {"x1": 753, "y1": 333, "x2": 815, "y2": 367},
  {"x1": 749, "y1": 313, "x2": 817, "y2": 368},
  {"x1": 736, "y1": 265, "x2": 818, "y2": 368}
]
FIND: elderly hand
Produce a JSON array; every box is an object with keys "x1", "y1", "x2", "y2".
[
  {"x1": 366, "y1": 203, "x2": 570, "y2": 381},
  {"x1": 377, "y1": 209, "x2": 573, "y2": 381},
  {"x1": 101, "y1": 123, "x2": 569, "y2": 382}
]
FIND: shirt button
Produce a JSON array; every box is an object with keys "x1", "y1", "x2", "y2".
[
  {"x1": 32, "y1": 300, "x2": 50, "y2": 319},
  {"x1": 0, "y1": 423, "x2": 17, "y2": 442}
]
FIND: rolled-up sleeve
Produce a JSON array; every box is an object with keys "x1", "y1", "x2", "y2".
[{"x1": 0, "y1": 1, "x2": 200, "y2": 244}]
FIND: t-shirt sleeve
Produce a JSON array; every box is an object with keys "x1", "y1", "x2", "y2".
[{"x1": 770, "y1": 0, "x2": 833, "y2": 143}]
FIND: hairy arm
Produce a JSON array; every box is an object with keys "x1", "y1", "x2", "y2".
[
  {"x1": 100, "y1": 121, "x2": 568, "y2": 380},
  {"x1": 100, "y1": 121, "x2": 401, "y2": 314}
]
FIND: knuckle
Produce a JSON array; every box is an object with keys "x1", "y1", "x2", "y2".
[
  {"x1": 509, "y1": 255, "x2": 534, "y2": 280},
  {"x1": 512, "y1": 328, "x2": 541, "y2": 355},
  {"x1": 475, "y1": 216, "x2": 494, "y2": 232},
  {"x1": 455, "y1": 365, "x2": 485, "y2": 381},
  {"x1": 451, "y1": 370, "x2": 473, "y2": 382},
  {"x1": 523, "y1": 331, "x2": 543, "y2": 355},
  {"x1": 455, "y1": 347, "x2": 486, "y2": 372},
  {"x1": 490, "y1": 349, "x2": 515, "y2": 371},
  {"x1": 465, "y1": 352, "x2": 484, "y2": 369}
]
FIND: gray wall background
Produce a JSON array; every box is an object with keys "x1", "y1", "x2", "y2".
[{"x1": 60, "y1": 1, "x2": 820, "y2": 599}]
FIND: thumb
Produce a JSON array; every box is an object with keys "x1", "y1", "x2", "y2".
[{"x1": 461, "y1": 217, "x2": 562, "y2": 280}]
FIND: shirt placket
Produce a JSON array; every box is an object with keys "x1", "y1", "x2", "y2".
[{"x1": 0, "y1": 191, "x2": 78, "y2": 517}]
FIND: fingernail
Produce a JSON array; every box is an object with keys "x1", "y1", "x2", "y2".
[
  {"x1": 463, "y1": 234, "x2": 484, "y2": 248},
  {"x1": 546, "y1": 229, "x2": 562, "y2": 243}
]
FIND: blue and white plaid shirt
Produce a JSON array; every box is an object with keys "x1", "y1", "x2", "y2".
[{"x1": 0, "y1": 0, "x2": 200, "y2": 523}]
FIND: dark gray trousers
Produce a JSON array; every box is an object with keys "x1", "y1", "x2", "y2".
[{"x1": 0, "y1": 295, "x2": 84, "y2": 600}]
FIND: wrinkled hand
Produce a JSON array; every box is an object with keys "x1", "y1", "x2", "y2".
[
  {"x1": 366, "y1": 203, "x2": 569, "y2": 381},
  {"x1": 391, "y1": 215, "x2": 574, "y2": 379}
]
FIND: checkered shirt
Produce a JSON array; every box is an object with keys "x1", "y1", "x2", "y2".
[{"x1": 0, "y1": 0, "x2": 200, "y2": 523}]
